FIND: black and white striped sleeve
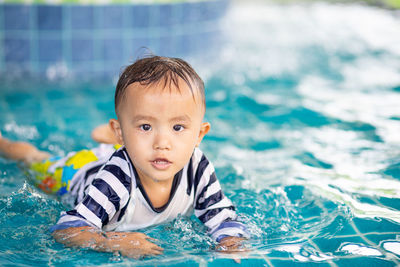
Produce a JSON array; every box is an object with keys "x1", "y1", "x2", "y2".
[
  {"x1": 50, "y1": 149, "x2": 132, "y2": 232},
  {"x1": 192, "y1": 149, "x2": 249, "y2": 242}
]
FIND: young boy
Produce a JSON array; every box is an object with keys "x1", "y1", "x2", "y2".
[{"x1": 0, "y1": 56, "x2": 249, "y2": 258}]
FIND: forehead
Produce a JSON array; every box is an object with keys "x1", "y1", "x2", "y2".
[{"x1": 125, "y1": 79, "x2": 203, "y2": 107}]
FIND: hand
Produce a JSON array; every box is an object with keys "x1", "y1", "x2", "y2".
[
  {"x1": 216, "y1": 236, "x2": 248, "y2": 264},
  {"x1": 104, "y1": 232, "x2": 163, "y2": 259},
  {"x1": 53, "y1": 227, "x2": 163, "y2": 258}
]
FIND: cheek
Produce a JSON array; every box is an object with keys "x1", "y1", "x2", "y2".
[
  {"x1": 127, "y1": 133, "x2": 147, "y2": 147},
  {"x1": 122, "y1": 130, "x2": 143, "y2": 148},
  {"x1": 177, "y1": 133, "x2": 199, "y2": 152}
]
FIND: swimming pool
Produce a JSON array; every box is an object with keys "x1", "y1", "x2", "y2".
[{"x1": 1, "y1": 1, "x2": 400, "y2": 266}]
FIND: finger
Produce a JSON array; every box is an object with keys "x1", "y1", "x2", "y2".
[
  {"x1": 148, "y1": 243, "x2": 164, "y2": 252},
  {"x1": 141, "y1": 239, "x2": 163, "y2": 251},
  {"x1": 225, "y1": 247, "x2": 249, "y2": 253},
  {"x1": 151, "y1": 249, "x2": 163, "y2": 255},
  {"x1": 134, "y1": 232, "x2": 148, "y2": 239},
  {"x1": 153, "y1": 245, "x2": 164, "y2": 251},
  {"x1": 141, "y1": 247, "x2": 164, "y2": 256},
  {"x1": 234, "y1": 258, "x2": 241, "y2": 264},
  {"x1": 220, "y1": 237, "x2": 246, "y2": 247},
  {"x1": 146, "y1": 237, "x2": 160, "y2": 243}
]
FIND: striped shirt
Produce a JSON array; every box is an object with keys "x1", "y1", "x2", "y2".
[{"x1": 51, "y1": 146, "x2": 249, "y2": 242}]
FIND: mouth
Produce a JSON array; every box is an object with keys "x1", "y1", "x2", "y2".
[{"x1": 151, "y1": 158, "x2": 172, "y2": 170}]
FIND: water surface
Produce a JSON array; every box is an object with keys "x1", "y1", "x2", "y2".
[{"x1": 1, "y1": 2, "x2": 400, "y2": 266}]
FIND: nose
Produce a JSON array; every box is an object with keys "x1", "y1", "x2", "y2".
[{"x1": 153, "y1": 131, "x2": 171, "y2": 151}]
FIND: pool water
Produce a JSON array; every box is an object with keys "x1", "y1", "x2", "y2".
[{"x1": 1, "y1": 2, "x2": 400, "y2": 266}]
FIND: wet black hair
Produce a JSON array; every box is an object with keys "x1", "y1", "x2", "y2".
[{"x1": 115, "y1": 55, "x2": 205, "y2": 116}]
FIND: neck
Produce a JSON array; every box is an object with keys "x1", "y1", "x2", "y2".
[
  {"x1": 140, "y1": 174, "x2": 174, "y2": 188},
  {"x1": 138, "y1": 174, "x2": 175, "y2": 209}
]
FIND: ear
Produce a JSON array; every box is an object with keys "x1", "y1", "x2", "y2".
[
  {"x1": 109, "y1": 119, "x2": 124, "y2": 145},
  {"x1": 196, "y1": 122, "x2": 211, "y2": 147}
]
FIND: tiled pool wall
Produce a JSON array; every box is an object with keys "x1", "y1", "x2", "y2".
[{"x1": 0, "y1": 0, "x2": 229, "y2": 78}]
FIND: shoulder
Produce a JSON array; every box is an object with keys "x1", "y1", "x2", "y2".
[
  {"x1": 190, "y1": 148, "x2": 217, "y2": 193},
  {"x1": 103, "y1": 147, "x2": 131, "y2": 174},
  {"x1": 95, "y1": 146, "x2": 133, "y2": 195},
  {"x1": 191, "y1": 147, "x2": 214, "y2": 172},
  {"x1": 191, "y1": 147, "x2": 207, "y2": 165}
]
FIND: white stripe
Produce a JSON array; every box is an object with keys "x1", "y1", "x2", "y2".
[
  {"x1": 76, "y1": 202, "x2": 103, "y2": 228},
  {"x1": 180, "y1": 164, "x2": 189, "y2": 189},
  {"x1": 88, "y1": 186, "x2": 116, "y2": 216},
  {"x1": 100, "y1": 170, "x2": 130, "y2": 207},
  {"x1": 211, "y1": 227, "x2": 249, "y2": 240},
  {"x1": 204, "y1": 208, "x2": 237, "y2": 230},
  {"x1": 57, "y1": 213, "x2": 84, "y2": 224},
  {"x1": 108, "y1": 156, "x2": 130, "y2": 178},
  {"x1": 195, "y1": 197, "x2": 234, "y2": 218},
  {"x1": 56, "y1": 213, "x2": 95, "y2": 227},
  {"x1": 199, "y1": 180, "x2": 221, "y2": 202},
  {"x1": 192, "y1": 147, "x2": 204, "y2": 166},
  {"x1": 74, "y1": 172, "x2": 98, "y2": 204},
  {"x1": 69, "y1": 159, "x2": 106, "y2": 190},
  {"x1": 207, "y1": 197, "x2": 233, "y2": 211},
  {"x1": 195, "y1": 164, "x2": 215, "y2": 201}
]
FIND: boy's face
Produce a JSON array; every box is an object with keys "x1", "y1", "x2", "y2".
[{"x1": 110, "y1": 79, "x2": 210, "y2": 185}]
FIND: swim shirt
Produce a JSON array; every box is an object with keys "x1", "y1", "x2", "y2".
[{"x1": 51, "y1": 146, "x2": 249, "y2": 242}]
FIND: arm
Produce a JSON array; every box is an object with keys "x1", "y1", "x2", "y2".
[
  {"x1": 91, "y1": 123, "x2": 120, "y2": 144},
  {"x1": 52, "y1": 226, "x2": 163, "y2": 258},
  {"x1": 192, "y1": 152, "x2": 250, "y2": 247},
  {"x1": 52, "y1": 152, "x2": 163, "y2": 257},
  {"x1": 0, "y1": 132, "x2": 50, "y2": 164}
]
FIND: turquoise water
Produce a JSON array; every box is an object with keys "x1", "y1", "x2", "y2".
[{"x1": 1, "y1": 2, "x2": 400, "y2": 266}]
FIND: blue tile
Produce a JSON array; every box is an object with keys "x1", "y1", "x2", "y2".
[
  {"x1": 181, "y1": 2, "x2": 208, "y2": 23},
  {"x1": 335, "y1": 257, "x2": 396, "y2": 267},
  {"x1": 148, "y1": 259, "x2": 200, "y2": 267},
  {"x1": 37, "y1": 5, "x2": 63, "y2": 31},
  {"x1": 128, "y1": 5, "x2": 151, "y2": 28},
  {"x1": 313, "y1": 236, "x2": 365, "y2": 253},
  {"x1": 157, "y1": 4, "x2": 178, "y2": 27},
  {"x1": 99, "y1": 6, "x2": 124, "y2": 29},
  {"x1": 175, "y1": 34, "x2": 192, "y2": 56},
  {"x1": 206, "y1": 0, "x2": 230, "y2": 20},
  {"x1": 208, "y1": 258, "x2": 268, "y2": 266},
  {"x1": 4, "y1": 37, "x2": 30, "y2": 62},
  {"x1": 188, "y1": 33, "x2": 208, "y2": 53},
  {"x1": 378, "y1": 196, "x2": 400, "y2": 210},
  {"x1": 353, "y1": 218, "x2": 400, "y2": 234},
  {"x1": 70, "y1": 5, "x2": 94, "y2": 30},
  {"x1": 158, "y1": 35, "x2": 175, "y2": 57},
  {"x1": 71, "y1": 39, "x2": 93, "y2": 61},
  {"x1": 365, "y1": 233, "x2": 397, "y2": 245},
  {"x1": 102, "y1": 38, "x2": 123, "y2": 61},
  {"x1": 102, "y1": 62, "x2": 123, "y2": 76},
  {"x1": 38, "y1": 37, "x2": 62, "y2": 62},
  {"x1": 68, "y1": 61, "x2": 95, "y2": 75},
  {"x1": 4, "y1": 5, "x2": 31, "y2": 30},
  {"x1": 270, "y1": 259, "x2": 331, "y2": 266},
  {"x1": 126, "y1": 37, "x2": 152, "y2": 58},
  {"x1": 329, "y1": 216, "x2": 356, "y2": 236}
]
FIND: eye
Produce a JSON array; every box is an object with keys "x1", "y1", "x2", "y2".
[
  {"x1": 173, "y1": 125, "x2": 184, "y2": 132},
  {"x1": 140, "y1": 124, "x2": 152, "y2": 131}
]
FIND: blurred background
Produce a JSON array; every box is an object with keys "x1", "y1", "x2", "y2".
[
  {"x1": 0, "y1": 0, "x2": 231, "y2": 80},
  {"x1": 1, "y1": 0, "x2": 400, "y2": 266},
  {"x1": 0, "y1": 0, "x2": 398, "y2": 80}
]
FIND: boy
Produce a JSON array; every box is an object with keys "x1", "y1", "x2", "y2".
[{"x1": 0, "y1": 56, "x2": 249, "y2": 258}]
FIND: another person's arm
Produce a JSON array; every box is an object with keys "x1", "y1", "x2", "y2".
[
  {"x1": 91, "y1": 122, "x2": 119, "y2": 144},
  {"x1": 0, "y1": 131, "x2": 50, "y2": 164}
]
